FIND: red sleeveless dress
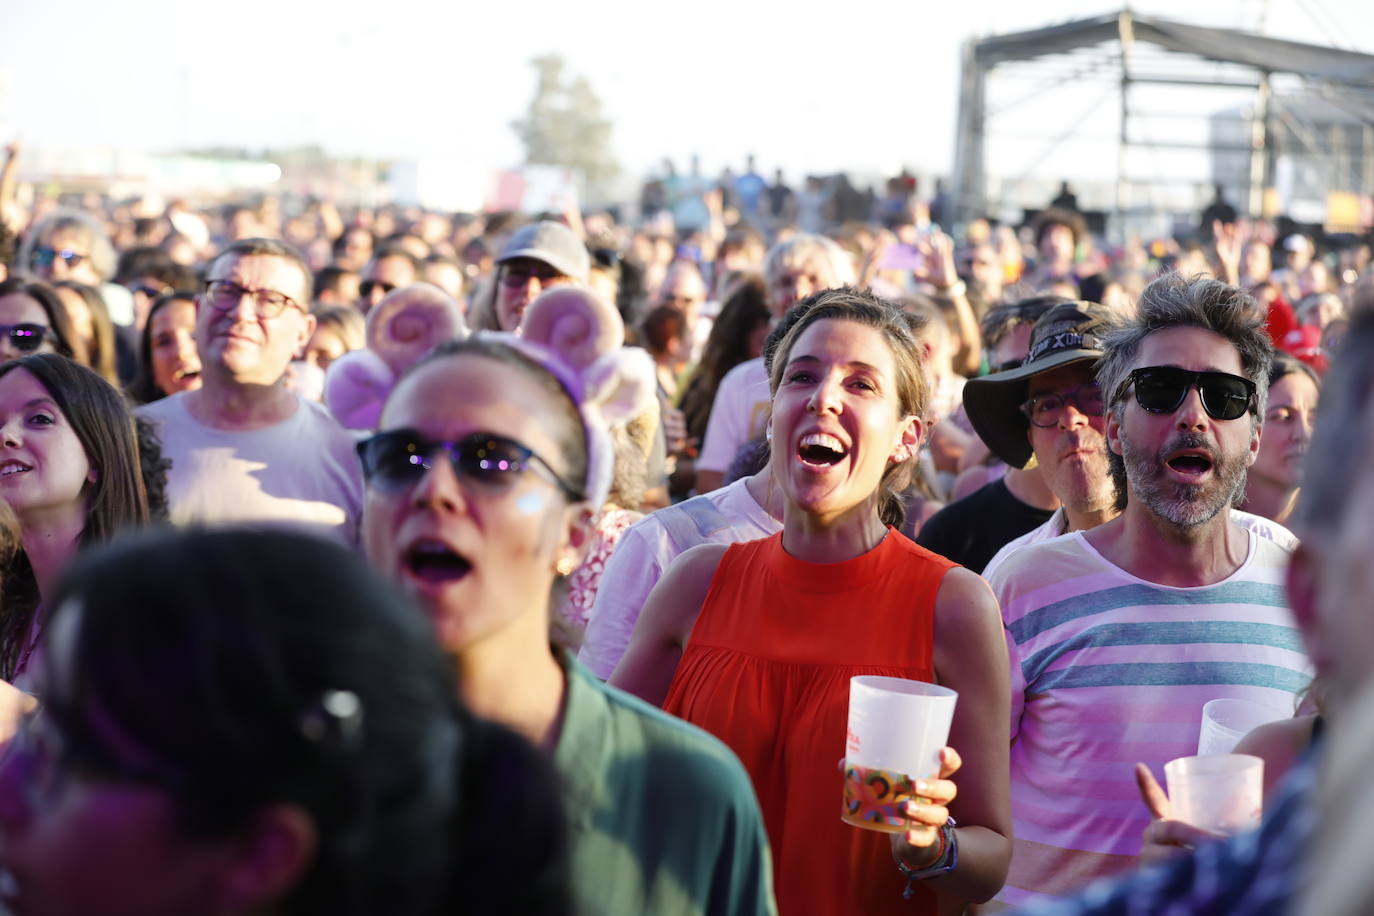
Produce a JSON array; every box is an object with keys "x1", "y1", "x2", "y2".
[{"x1": 663, "y1": 529, "x2": 955, "y2": 915}]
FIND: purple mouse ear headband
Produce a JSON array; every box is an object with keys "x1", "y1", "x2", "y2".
[
  {"x1": 480, "y1": 287, "x2": 656, "y2": 509},
  {"x1": 324, "y1": 284, "x2": 467, "y2": 431}
]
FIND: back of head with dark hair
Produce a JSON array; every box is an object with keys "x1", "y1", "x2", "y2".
[{"x1": 46, "y1": 528, "x2": 462, "y2": 914}]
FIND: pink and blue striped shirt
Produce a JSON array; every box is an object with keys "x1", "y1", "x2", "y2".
[{"x1": 988, "y1": 527, "x2": 1309, "y2": 909}]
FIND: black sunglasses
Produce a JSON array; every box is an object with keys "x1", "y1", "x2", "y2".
[
  {"x1": 359, "y1": 279, "x2": 397, "y2": 298},
  {"x1": 0, "y1": 323, "x2": 49, "y2": 353},
  {"x1": 357, "y1": 429, "x2": 584, "y2": 501},
  {"x1": 1121, "y1": 366, "x2": 1256, "y2": 421}
]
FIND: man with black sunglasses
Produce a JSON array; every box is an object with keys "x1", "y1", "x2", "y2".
[
  {"x1": 137, "y1": 238, "x2": 363, "y2": 547},
  {"x1": 983, "y1": 273, "x2": 1310, "y2": 909},
  {"x1": 357, "y1": 245, "x2": 420, "y2": 315}
]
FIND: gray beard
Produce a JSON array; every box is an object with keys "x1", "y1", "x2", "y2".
[{"x1": 1122, "y1": 431, "x2": 1249, "y2": 529}]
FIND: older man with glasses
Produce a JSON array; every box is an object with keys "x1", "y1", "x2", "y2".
[
  {"x1": 137, "y1": 238, "x2": 363, "y2": 546},
  {"x1": 984, "y1": 273, "x2": 1311, "y2": 910}
]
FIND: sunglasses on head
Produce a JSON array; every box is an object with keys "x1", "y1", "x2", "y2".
[
  {"x1": 356, "y1": 429, "x2": 584, "y2": 501},
  {"x1": 1121, "y1": 366, "x2": 1256, "y2": 421},
  {"x1": 0, "y1": 324, "x2": 48, "y2": 353}
]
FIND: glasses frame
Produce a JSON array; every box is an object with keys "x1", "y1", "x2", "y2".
[
  {"x1": 203, "y1": 279, "x2": 304, "y2": 320},
  {"x1": 357, "y1": 429, "x2": 585, "y2": 502},
  {"x1": 1019, "y1": 381, "x2": 1104, "y2": 428},
  {"x1": 1119, "y1": 366, "x2": 1257, "y2": 421}
]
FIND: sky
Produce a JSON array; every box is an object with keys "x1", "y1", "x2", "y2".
[{"x1": 2, "y1": 0, "x2": 1371, "y2": 199}]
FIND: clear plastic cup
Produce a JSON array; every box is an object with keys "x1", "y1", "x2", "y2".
[
  {"x1": 1164, "y1": 753, "x2": 1264, "y2": 834},
  {"x1": 1198, "y1": 697, "x2": 1288, "y2": 756},
  {"x1": 841, "y1": 676, "x2": 957, "y2": 833}
]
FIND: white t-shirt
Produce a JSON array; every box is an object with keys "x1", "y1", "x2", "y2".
[
  {"x1": 138, "y1": 392, "x2": 365, "y2": 548},
  {"x1": 578, "y1": 477, "x2": 780, "y2": 679},
  {"x1": 697, "y1": 358, "x2": 771, "y2": 474},
  {"x1": 982, "y1": 508, "x2": 1299, "y2": 582}
]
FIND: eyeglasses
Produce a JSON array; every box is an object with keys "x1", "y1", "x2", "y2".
[
  {"x1": 29, "y1": 247, "x2": 86, "y2": 270},
  {"x1": 1120, "y1": 366, "x2": 1256, "y2": 421},
  {"x1": 1020, "y1": 382, "x2": 1104, "y2": 427},
  {"x1": 359, "y1": 279, "x2": 397, "y2": 299},
  {"x1": 203, "y1": 279, "x2": 304, "y2": 319},
  {"x1": 499, "y1": 264, "x2": 569, "y2": 289},
  {"x1": 0, "y1": 323, "x2": 49, "y2": 353},
  {"x1": 357, "y1": 429, "x2": 584, "y2": 501}
]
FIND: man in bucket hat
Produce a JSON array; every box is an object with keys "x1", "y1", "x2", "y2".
[
  {"x1": 914, "y1": 301, "x2": 1094, "y2": 572},
  {"x1": 964, "y1": 301, "x2": 1120, "y2": 580}
]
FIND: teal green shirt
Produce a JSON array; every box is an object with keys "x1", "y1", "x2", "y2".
[{"x1": 553, "y1": 652, "x2": 777, "y2": 916}]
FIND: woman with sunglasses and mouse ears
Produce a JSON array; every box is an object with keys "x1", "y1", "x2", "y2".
[
  {"x1": 0, "y1": 280, "x2": 81, "y2": 365},
  {"x1": 359, "y1": 286, "x2": 776, "y2": 916}
]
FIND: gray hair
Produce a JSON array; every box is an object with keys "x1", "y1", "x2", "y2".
[
  {"x1": 19, "y1": 209, "x2": 117, "y2": 282},
  {"x1": 1293, "y1": 310, "x2": 1374, "y2": 538},
  {"x1": 763, "y1": 234, "x2": 855, "y2": 290},
  {"x1": 1096, "y1": 273, "x2": 1274, "y2": 512},
  {"x1": 1097, "y1": 272, "x2": 1274, "y2": 422}
]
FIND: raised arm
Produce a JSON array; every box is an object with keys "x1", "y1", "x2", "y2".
[
  {"x1": 608, "y1": 542, "x2": 727, "y2": 707},
  {"x1": 894, "y1": 566, "x2": 1012, "y2": 905}
]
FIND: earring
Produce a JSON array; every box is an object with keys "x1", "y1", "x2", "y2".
[{"x1": 556, "y1": 556, "x2": 576, "y2": 577}]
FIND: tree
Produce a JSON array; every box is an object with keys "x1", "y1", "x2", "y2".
[{"x1": 511, "y1": 55, "x2": 620, "y2": 204}]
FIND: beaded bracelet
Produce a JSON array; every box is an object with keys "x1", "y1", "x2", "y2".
[{"x1": 896, "y1": 817, "x2": 958, "y2": 900}]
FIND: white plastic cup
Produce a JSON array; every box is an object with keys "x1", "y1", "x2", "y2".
[
  {"x1": 842, "y1": 676, "x2": 957, "y2": 833},
  {"x1": 1198, "y1": 697, "x2": 1288, "y2": 756},
  {"x1": 1164, "y1": 753, "x2": 1264, "y2": 835}
]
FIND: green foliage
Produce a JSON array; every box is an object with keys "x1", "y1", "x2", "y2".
[{"x1": 511, "y1": 55, "x2": 620, "y2": 201}]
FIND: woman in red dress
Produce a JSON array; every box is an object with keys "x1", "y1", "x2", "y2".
[{"x1": 613, "y1": 287, "x2": 1011, "y2": 914}]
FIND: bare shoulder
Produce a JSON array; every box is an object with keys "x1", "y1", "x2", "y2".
[
  {"x1": 1234, "y1": 714, "x2": 1315, "y2": 761},
  {"x1": 668, "y1": 541, "x2": 731, "y2": 585},
  {"x1": 934, "y1": 565, "x2": 1001, "y2": 626},
  {"x1": 642, "y1": 542, "x2": 732, "y2": 640}
]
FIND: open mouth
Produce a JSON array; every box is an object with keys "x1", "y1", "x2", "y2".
[
  {"x1": 403, "y1": 539, "x2": 472, "y2": 584},
  {"x1": 173, "y1": 367, "x2": 201, "y2": 382},
  {"x1": 797, "y1": 432, "x2": 848, "y2": 468},
  {"x1": 0, "y1": 461, "x2": 31, "y2": 478},
  {"x1": 1166, "y1": 450, "x2": 1214, "y2": 478}
]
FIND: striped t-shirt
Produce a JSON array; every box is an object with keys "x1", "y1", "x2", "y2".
[{"x1": 988, "y1": 526, "x2": 1309, "y2": 910}]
